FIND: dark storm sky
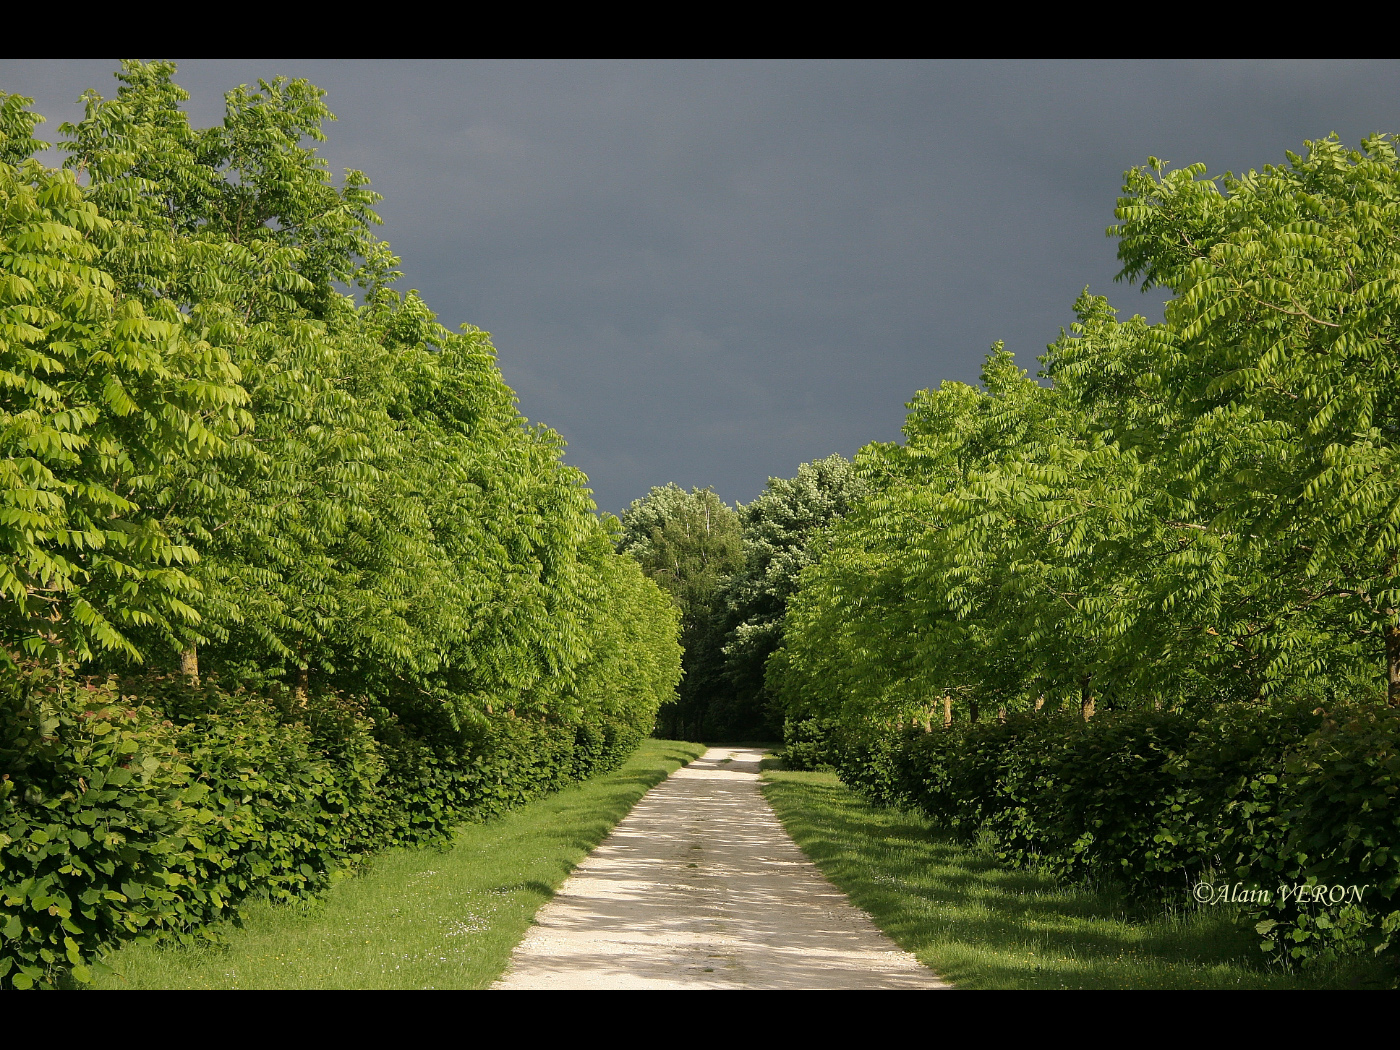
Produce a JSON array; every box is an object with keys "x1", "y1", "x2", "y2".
[{"x1": 4, "y1": 60, "x2": 1399, "y2": 513}]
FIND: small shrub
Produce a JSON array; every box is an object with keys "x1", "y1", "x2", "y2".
[
  {"x1": 1248, "y1": 706, "x2": 1400, "y2": 962},
  {"x1": 779, "y1": 715, "x2": 843, "y2": 771}
]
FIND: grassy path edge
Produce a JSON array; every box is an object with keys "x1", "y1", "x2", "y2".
[
  {"x1": 761, "y1": 767, "x2": 1391, "y2": 989},
  {"x1": 95, "y1": 739, "x2": 707, "y2": 989}
]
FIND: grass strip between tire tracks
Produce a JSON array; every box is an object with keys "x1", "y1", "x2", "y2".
[
  {"x1": 761, "y1": 768, "x2": 1394, "y2": 990},
  {"x1": 93, "y1": 739, "x2": 707, "y2": 989}
]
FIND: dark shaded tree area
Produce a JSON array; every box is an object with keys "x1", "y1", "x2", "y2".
[
  {"x1": 619, "y1": 485, "x2": 743, "y2": 739},
  {"x1": 620, "y1": 457, "x2": 864, "y2": 740}
]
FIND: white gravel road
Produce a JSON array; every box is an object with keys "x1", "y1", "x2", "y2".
[{"x1": 493, "y1": 746, "x2": 947, "y2": 990}]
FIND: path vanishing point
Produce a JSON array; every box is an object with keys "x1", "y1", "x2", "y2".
[{"x1": 494, "y1": 747, "x2": 948, "y2": 990}]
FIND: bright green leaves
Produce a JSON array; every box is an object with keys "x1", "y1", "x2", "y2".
[
  {"x1": 0, "y1": 123, "x2": 246, "y2": 665},
  {"x1": 777, "y1": 348, "x2": 1147, "y2": 728},
  {"x1": 61, "y1": 61, "x2": 386, "y2": 318},
  {"x1": 0, "y1": 63, "x2": 678, "y2": 997},
  {"x1": 2, "y1": 62, "x2": 681, "y2": 753},
  {"x1": 1104, "y1": 135, "x2": 1400, "y2": 698},
  {"x1": 0, "y1": 92, "x2": 47, "y2": 167},
  {"x1": 621, "y1": 484, "x2": 744, "y2": 622},
  {"x1": 777, "y1": 132, "x2": 1400, "y2": 748}
]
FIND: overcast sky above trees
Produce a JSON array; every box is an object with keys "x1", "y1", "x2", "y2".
[{"x1": 5, "y1": 59, "x2": 1399, "y2": 512}]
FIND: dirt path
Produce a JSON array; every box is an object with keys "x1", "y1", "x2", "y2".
[{"x1": 493, "y1": 747, "x2": 947, "y2": 989}]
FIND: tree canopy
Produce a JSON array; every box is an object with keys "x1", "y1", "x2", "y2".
[
  {"x1": 0, "y1": 62, "x2": 681, "y2": 737},
  {"x1": 774, "y1": 135, "x2": 1400, "y2": 741}
]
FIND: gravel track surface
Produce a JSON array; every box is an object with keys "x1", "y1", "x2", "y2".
[{"x1": 493, "y1": 746, "x2": 947, "y2": 989}]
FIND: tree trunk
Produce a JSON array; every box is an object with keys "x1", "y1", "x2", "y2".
[
  {"x1": 942, "y1": 695, "x2": 953, "y2": 727},
  {"x1": 180, "y1": 647, "x2": 199, "y2": 686},
  {"x1": 997, "y1": 706, "x2": 1007, "y2": 723},
  {"x1": 1034, "y1": 694, "x2": 1045, "y2": 712},
  {"x1": 1388, "y1": 626, "x2": 1400, "y2": 707},
  {"x1": 294, "y1": 665, "x2": 309, "y2": 707},
  {"x1": 969, "y1": 698, "x2": 980, "y2": 723},
  {"x1": 1080, "y1": 676, "x2": 1095, "y2": 721}
]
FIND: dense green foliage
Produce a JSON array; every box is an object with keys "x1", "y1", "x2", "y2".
[
  {"x1": 771, "y1": 135, "x2": 1400, "y2": 970},
  {"x1": 0, "y1": 63, "x2": 681, "y2": 988},
  {"x1": 93, "y1": 739, "x2": 705, "y2": 989},
  {"x1": 0, "y1": 93, "x2": 246, "y2": 666},
  {"x1": 620, "y1": 484, "x2": 742, "y2": 739},
  {"x1": 779, "y1": 135, "x2": 1400, "y2": 728},
  {"x1": 715, "y1": 456, "x2": 865, "y2": 740},
  {"x1": 824, "y1": 702, "x2": 1399, "y2": 966},
  {"x1": 621, "y1": 459, "x2": 863, "y2": 741},
  {"x1": 620, "y1": 483, "x2": 743, "y2": 623},
  {"x1": 0, "y1": 668, "x2": 680, "y2": 989}
]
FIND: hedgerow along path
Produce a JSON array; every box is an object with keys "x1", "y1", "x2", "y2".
[
  {"x1": 92, "y1": 740, "x2": 707, "y2": 989},
  {"x1": 761, "y1": 768, "x2": 1398, "y2": 989},
  {"x1": 493, "y1": 747, "x2": 946, "y2": 989}
]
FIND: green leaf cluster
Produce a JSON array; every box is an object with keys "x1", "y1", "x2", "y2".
[
  {"x1": 0, "y1": 659, "x2": 665, "y2": 989},
  {"x1": 619, "y1": 460, "x2": 865, "y2": 741},
  {"x1": 619, "y1": 484, "x2": 742, "y2": 738},
  {"x1": 715, "y1": 455, "x2": 866, "y2": 740},
  {"x1": 1, "y1": 96, "x2": 246, "y2": 665},
  {"x1": 0, "y1": 62, "x2": 680, "y2": 724}
]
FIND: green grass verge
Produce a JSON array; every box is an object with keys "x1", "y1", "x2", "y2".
[
  {"x1": 93, "y1": 739, "x2": 707, "y2": 989},
  {"x1": 761, "y1": 768, "x2": 1395, "y2": 990}
]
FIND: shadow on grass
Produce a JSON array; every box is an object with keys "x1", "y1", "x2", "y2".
[{"x1": 762, "y1": 771, "x2": 1395, "y2": 990}]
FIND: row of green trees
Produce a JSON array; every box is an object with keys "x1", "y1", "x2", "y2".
[
  {"x1": 1, "y1": 63, "x2": 682, "y2": 986},
  {"x1": 1, "y1": 62, "x2": 679, "y2": 723},
  {"x1": 763, "y1": 135, "x2": 1400, "y2": 965},
  {"x1": 777, "y1": 134, "x2": 1400, "y2": 732}
]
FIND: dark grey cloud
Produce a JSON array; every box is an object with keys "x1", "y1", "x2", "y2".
[{"x1": 4, "y1": 60, "x2": 1398, "y2": 512}]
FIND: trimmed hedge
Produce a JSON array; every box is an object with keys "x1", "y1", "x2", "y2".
[
  {"x1": 0, "y1": 668, "x2": 647, "y2": 989},
  {"x1": 823, "y1": 702, "x2": 1400, "y2": 967}
]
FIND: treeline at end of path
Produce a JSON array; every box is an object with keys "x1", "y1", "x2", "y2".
[
  {"x1": 0, "y1": 64, "x2": 682, "y2": 988},
  {"x1": 625, "y1": 137, "x2": 1400, "y2": 981}
]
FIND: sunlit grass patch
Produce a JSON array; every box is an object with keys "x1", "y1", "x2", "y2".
[
  {"x1": 762, "y1": 769, "x2": 1394, "y2": 990},
  {"x1": 94, "y1": 739, "x2": 706, "y2": 990}
]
